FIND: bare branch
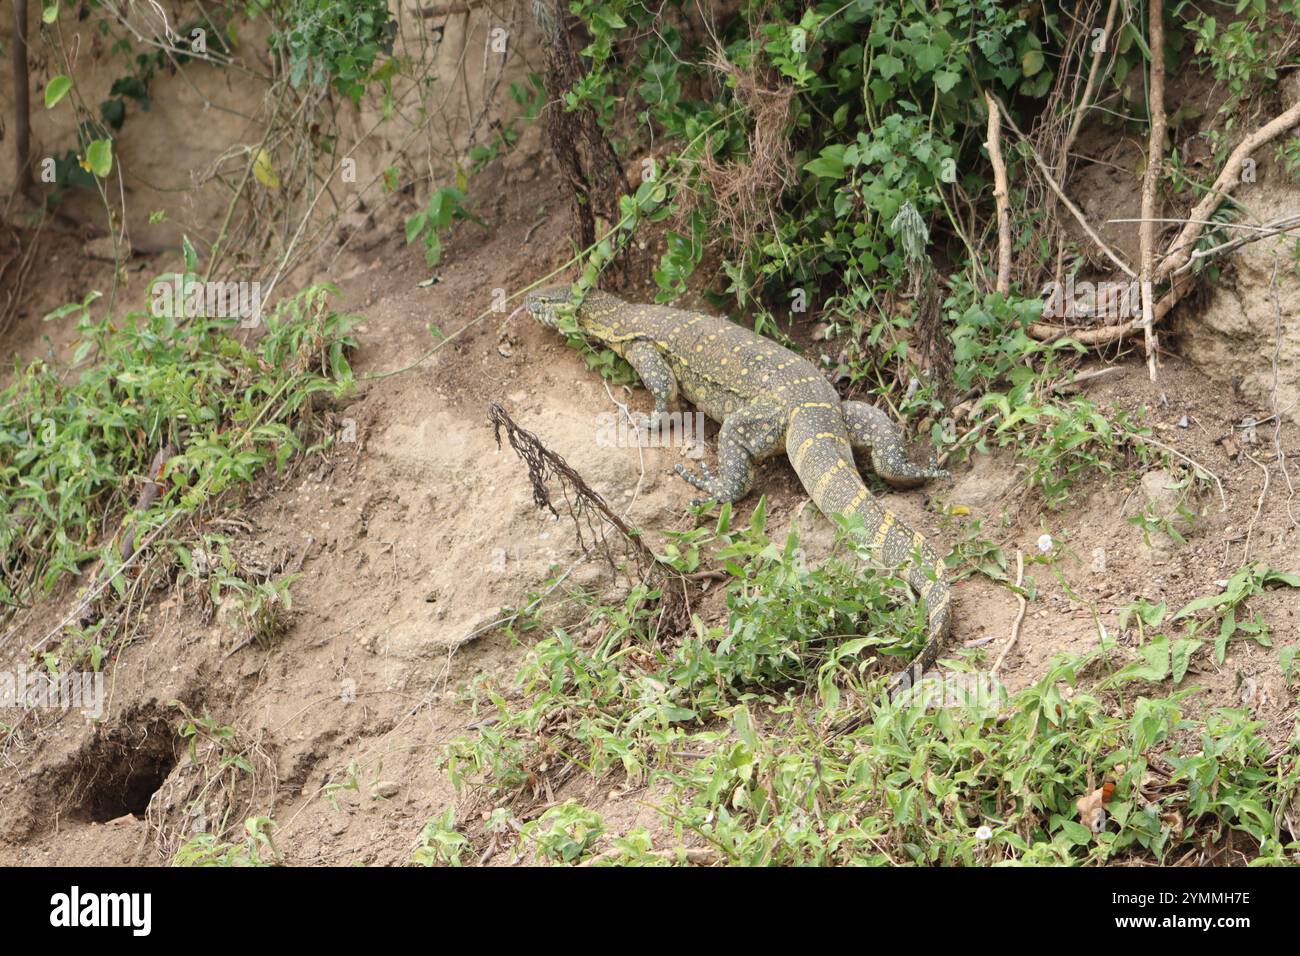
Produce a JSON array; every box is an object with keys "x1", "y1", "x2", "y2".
[
  {"x1": 993, "y1": 96, "x2": 1137, "y2": 278},
  {"x1": 1157, "y1": 99, "x2": 1300, "y2": 280},
  {"x1": 1138, "y1": 0, "x2": 1166, "y2": 381},
  {"x1": 11, "y1": 0, "x2": 33, "y2": 193},
  {"x1": 985, "y1": 92, "x2": 1012, "y2": 293}
]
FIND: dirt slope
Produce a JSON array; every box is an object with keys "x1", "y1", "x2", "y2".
[{"x1": 1, "y1": 138, "x2": 1298, "y2": 865}]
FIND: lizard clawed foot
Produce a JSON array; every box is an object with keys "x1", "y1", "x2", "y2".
[
  {"x1": 675, "y1": 461, "x2": 716, "y2": 484},
  {"x1": 674, "y1": 462, "x2": 708, "y2": 489},
  {"x1": 674, "y1": 463, "x2": 719, "y2": 508},
  {"x1": 923, "y1": 458, "x2": 951, "y2": 481}
]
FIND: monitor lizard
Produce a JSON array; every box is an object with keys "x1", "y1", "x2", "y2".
[{"x1": 524, "y1": 285, "x2": 952, "y2": 707}]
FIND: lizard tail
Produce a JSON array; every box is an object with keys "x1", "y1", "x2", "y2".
[{"x1": 785, "y1": 402, "x2": 950, "y2": 718}]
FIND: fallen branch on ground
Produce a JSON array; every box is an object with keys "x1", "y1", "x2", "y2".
[{"x1": 990, "y1": 551, "x2": 1027, "y2": 676}]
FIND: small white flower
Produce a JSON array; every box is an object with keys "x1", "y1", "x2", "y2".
[
  {"x1": 1037, "y1": 533, "x2": 1054, "y2": 552},
  {"x1": 975, "y1": 825, "x2": 993, "y2": 841}
]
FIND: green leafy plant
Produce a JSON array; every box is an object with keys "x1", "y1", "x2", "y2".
[
  {"x1": 984, "y1": 396, "x2": 1152, "y2": 508},
  {"x1": 173, "y1": 816, "x2": 280, "y2": 867},
  {"x1": 0, "y1": 284, "x2": 356, "y2": 619},
  {"x1": 412, "y1": 810, "x2": 469, "y2": 867},
  {"x1": 270, "y1": 0, "x2": 397, "y2": 102},
  {"x1": 1171, "y1": 562, "x2": 1300, "y2": 665},
  {"x1": 405, "y1": 186, "x2": 483, "y2": 267},
  {"x1": 522, "y1": 802, "x2": 605, "y2": 863}
]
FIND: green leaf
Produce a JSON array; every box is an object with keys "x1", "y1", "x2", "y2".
[
  {"x1": 45, "y1": 75, "x2": 73, "y2": 109},
  {"x1": 85, "y1": 139, "x2": 113, "y2": 177},
  {"x1": 1116, "y1": 636, "x2": 1171, "y2": 684},
  {"x1": 934, "y1": 70, "x2": 961, "y2": 93},
  {"x1": 1216, "y1": 607, "x2": 1235, "y2": 663},
  {"x1": 1171, "y1": 639, "x2": 1201, "y2": 685},
  {"x1": 1059, "y1": 819, "x2": 1094, "y2": 845},
  {"x1": 1022, "y1": 50, "x2": 1045, "y2": 77},
  {"x1": 803, "y1": 145, "x2": 847, "y2": 179},
  {"x1": 405, "y1": 211, "x2": 427, "y2": 244},
  {"x1": 875, "y1": 54, "x2": 904, "y2": 80},
  {"x1": 1172, "y1": 591, "x2": 1228, "y2": 620},
  {"x1": 1263, "y1": 568, "x2": 1300, "y2": 588},
  {"x1": 182, "y1": 235, "x2": 199, "y2": 274}
]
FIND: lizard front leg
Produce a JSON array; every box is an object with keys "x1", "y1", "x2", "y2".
[
  {"x1": 841, "y1": 400, "x2": 949, "y2": 488},
  {"x1": 674, "y1": 400, "x2": 785, "y2": 507},
  {"x1": 623, "y1": 339, "x2": 678, "y2": 426}
]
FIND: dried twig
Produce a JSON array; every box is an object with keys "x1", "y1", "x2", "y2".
[
  {"x1": 1027, "y1": 271, "x2": 1192, "y2": 343},
  {"x1": 985, "y1": 92, "x2": 1012, "y2": 294},
  {"x1": 488, "y1": 402, "x2": 649, "y2": 568},
  {"x1": 1050, "y1": 365, "x2": 1124, "y2": 393},
  {"x1": 10, "y1": 0, "x2": 32, "y2": 194},
  {"x1": 1137, "y1": 0, "x2": 1166, "y2": 382},
  {"x1": 118, "y1": 445, "x2": 174, "y2": 562},
  {"x1": 1242, "y1": 452, "x2": 1270, "y2": 562},
  {"x1": 487, "y1": 403, "x2": 689, "y2": 635},
  {"x1": 1138, "y1": 434, "x2": 1228, "y2": 511},
  {"x1": 419, "y1": 2, "x2": 481, "y2": 16},
  {"x1": 1169, "y1": 214, "x2": 1300, "y2": 276},
  {"x1": 1055, "y1": 0, "x2": 1121, "y2": 186},
  {"x1": 70, "y1": 444, "x2": 175, "y2": 629},
  {"x1": 1267, "y1": 255, "x2": 1299, "y2": 530},
  {"x1": 990, "y1": 550, "x2": 1026, "y2": 676},
  {"x1": 994, "y1": 97, "x2": 1136, "y2": 278}
]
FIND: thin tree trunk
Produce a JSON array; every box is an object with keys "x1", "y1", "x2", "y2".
[{"x1": 12, "y1": 0, "x2": 33, "y2": 193}]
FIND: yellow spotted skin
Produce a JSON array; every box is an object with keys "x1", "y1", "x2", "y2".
[{"x1": 525, "y1": 286, "x2": 952, "y2": 700}]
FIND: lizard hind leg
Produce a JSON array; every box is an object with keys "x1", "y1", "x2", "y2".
[
  {"x1": 623, "y1": 339, "x2": 678, "y2": 424},
  {"x1": 674, "y1": 401, "x2": 785, "y2": 507},
  {"x1": 842, "y1": 400, "x2": 949, "y2": 488}
]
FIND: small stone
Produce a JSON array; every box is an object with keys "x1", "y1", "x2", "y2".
[{"x1": 371, "y1": 781, "x2": 400, "y2": 800}]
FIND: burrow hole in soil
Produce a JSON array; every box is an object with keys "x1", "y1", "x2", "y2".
[{"x1": 74, "y1": 714, "x2": 180, "y2": 822}]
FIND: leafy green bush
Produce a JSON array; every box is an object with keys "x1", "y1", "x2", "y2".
[
  {"x1": 0, "y1": 283, "x2": 357, "y2": 611},
  {"x1": 447, "y1": 517, "x2": 1300, "y2": 864},
  {"x1": 270, "y1": 0, "x2": 396, "y2": 102},
  {"x1": 567, "y1": 1, "x2": 1053, "y2": 304}
]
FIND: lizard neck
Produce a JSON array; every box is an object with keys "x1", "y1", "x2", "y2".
[{"x1": 576, "y1": 289, "x2": 639, "y2": 344}]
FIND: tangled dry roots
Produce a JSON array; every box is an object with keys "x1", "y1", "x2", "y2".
[{"x1": 683, "y1": 47, "x2": 795, "y2": 254}]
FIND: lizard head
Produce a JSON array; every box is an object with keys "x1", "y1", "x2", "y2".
[{"x1": 523, "y1": 285, "x2": 572, "y2": 328}]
